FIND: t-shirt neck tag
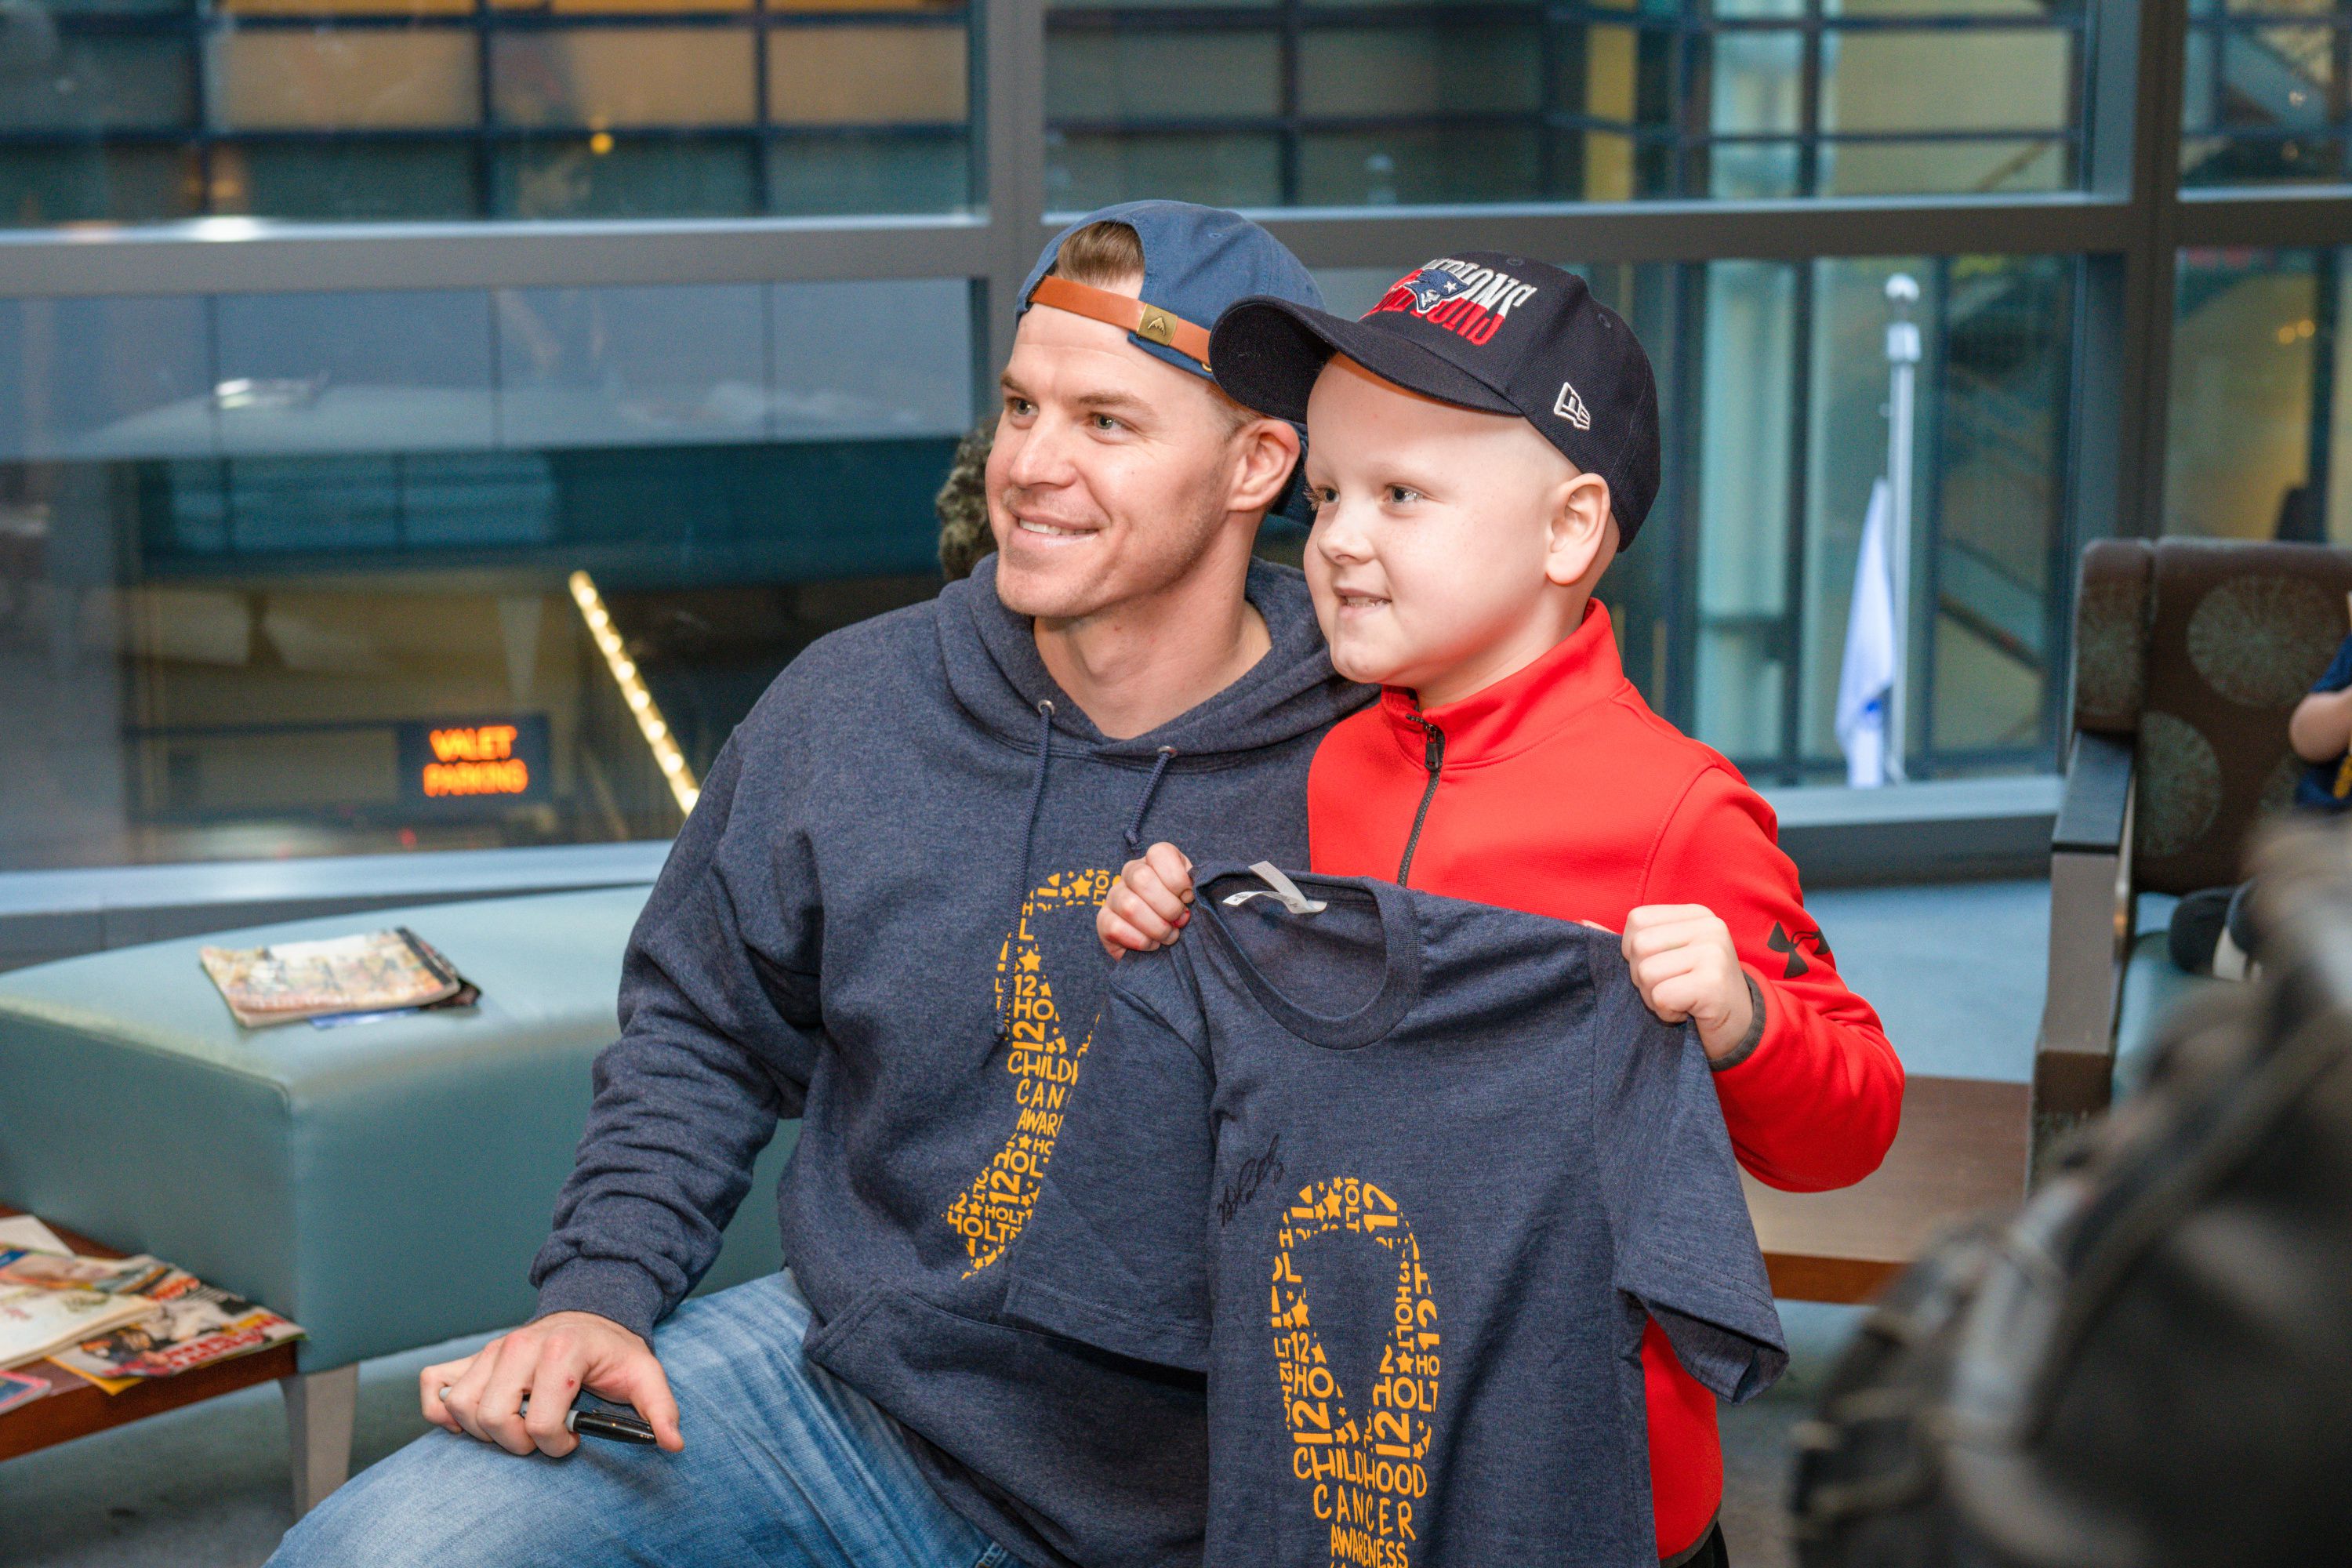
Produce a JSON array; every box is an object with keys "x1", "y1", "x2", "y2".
[{"x1": 1221, "y1": 861, "x2": 1328, "y2": 916}]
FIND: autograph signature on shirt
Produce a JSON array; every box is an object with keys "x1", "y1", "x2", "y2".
[{"x1": 1218, "y1": 1134, "x2": 1287, "y2": 1229}]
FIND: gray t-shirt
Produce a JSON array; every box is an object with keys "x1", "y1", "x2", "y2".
[{"x1": 1003, "y1": 865, "x2": 1786, "y2": 1568}]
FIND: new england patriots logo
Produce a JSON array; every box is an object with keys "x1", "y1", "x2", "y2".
[{"x1": 1398, "y1": 267, "x2": 1471, "y2": 314}]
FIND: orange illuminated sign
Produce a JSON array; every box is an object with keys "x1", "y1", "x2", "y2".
[
  {"x1": 398, "y1": 716, "x2": 549, "y2": 808},
  {"x1": 422, "y1": 725, "x2": 530, "y2": 797}
]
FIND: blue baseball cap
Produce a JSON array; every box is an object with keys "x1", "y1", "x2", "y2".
[{"x1": 1016, "y1": 201, "x2": 1323, "y2": 383}]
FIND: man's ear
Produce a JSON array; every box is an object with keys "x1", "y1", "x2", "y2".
[
  {"x1": 1227, "y1": 416, "x2": 1303, "y2": 515},
  {"x1": 1544, "y1": 471, "x2": 1615, "y2": 589}
]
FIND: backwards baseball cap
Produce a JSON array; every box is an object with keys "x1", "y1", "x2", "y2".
[
  {"x1": 1015, "y1": 201, "x2": 1324, "y2": 383},
  {"x1": 1207, "y1": 252, "x2": 1664, "y2": 546}
]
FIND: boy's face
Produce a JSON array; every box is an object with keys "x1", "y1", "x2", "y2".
[{"x1": 1301, "y1": 356, "x2": 1595, "y2": 704}]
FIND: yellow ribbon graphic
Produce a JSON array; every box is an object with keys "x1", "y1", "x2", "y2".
[
  {"x1": 944, "y1": 868, "x2": 1117, "y2": 1275},
  {"x1": 1272, "y1": 1178, "x2": 1440, "y2": 1568}
]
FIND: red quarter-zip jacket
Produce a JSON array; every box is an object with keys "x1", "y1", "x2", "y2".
[{"x1": 1305, "y1": 599, "x2": 1904, "y2": 1560}]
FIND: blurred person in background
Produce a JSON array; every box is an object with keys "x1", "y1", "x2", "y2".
[{"x1": 1791, "y1": 815, "x2": 2352, "y2": 1568}]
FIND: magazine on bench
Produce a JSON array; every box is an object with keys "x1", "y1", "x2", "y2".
[{"x1": 198, "y1": 927, "x2": 477, "y2": 1028}]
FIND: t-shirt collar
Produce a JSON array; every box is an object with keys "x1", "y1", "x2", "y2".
[
  {"x1": 1378, "y1": 598, "x2": 1630, "y2": 767},
  {"x1": 1192, "y1": 871, "x2": 1422, "y2": 1049}
]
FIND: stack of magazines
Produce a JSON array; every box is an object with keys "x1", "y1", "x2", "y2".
[
  {"x1": 0, "y1": 1215, "x2": 304, "y2": 1408},
  {"x1": 199, "y1": 927, "x2": 477, "y2": 1029}
]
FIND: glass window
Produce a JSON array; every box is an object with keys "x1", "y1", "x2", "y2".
[
  {"x1": 1047, "y1": 31, "x2": 1279, "y2": 122},
  {"x1": 771, "y1": 25, "x2": 967, "y2": 125},
  {"x1": 2166, "y1": 246, "x2": 2352, "y2": 544},
  {"x1": 1823, "y1": 29, "x2": 2073, "y2": 134},
  {"x1": 0, "y1": 280, "x2": 972, "y2": 870},
  {"x1": 764, "y1": 130, "x2": 972, "y2": 215},
  {"x1": 492, "y1": 29, "x2": 758, "y2": 126},
  {"x1": 1047, "y1": 131, "x2": 1282, "y2": 212},
  {"x1": 1295, "y1": 26, "x2": 1543, "y2": 118},
  {"x1": 0, "y1": 0, "x2": 975, "y2": 225},
  {"x1": 0, "y1": 34, "x2": 194, "y2": 131},
  {"x1": 217, "y1": 142, "x2": 480, "y2": 220},
  {"x1": 212, "y1": 290, "x2": 499, "y2": 457},
  {"x1": 2183, "y1": 1, "x2": 2352, "y2": 186},
  {"x1": 495, "y1": 285, "x2": 772, "y2": 450},
  {"x1": 1046, "y1": 0, "x2": 2089, "y2": 210},
  {"x1": 217, "y1": 32, "x2": 481, "y2": 130},
  {"x1": 495, "y1": 139, "x2": 761, "y2": 220}
]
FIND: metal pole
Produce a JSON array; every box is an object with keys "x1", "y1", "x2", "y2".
[{"x1": 1884, "y1": 272, "x2": 1921, "y2": 785}]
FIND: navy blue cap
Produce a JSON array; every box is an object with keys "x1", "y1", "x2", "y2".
[
  {"x1": 1018, "y1": 201, "x2": 1323, "y2": 383},
  {"x1": 1209, "y1": 254, "x2": 1664, "y2": 547}
]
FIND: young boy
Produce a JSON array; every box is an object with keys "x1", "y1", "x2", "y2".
[
  {"x1": 1098, "y1": 254, "x2": 1904, "y2": 1566},
  {"x1": 2289, "y1": 611, "x2": 2352, "y2": 812}
]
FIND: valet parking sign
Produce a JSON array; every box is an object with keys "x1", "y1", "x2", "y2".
[{"x1": 396, "y1": 714, "x2": 551, "y2": 811}]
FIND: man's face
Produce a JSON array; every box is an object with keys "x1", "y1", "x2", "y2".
[
  {"x1": 1301, "y1": 356, "x2": 1577, "y2": 697},
  {"x1": 987, "y1": 284, "x2": 1250, "y2": 622}
]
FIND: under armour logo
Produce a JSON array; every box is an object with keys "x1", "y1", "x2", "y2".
[
  {"x1": 1553, "y1": 381, "x2": 1592, "y2": 430},
  {"x1": 1766, "y1": 921, "x2": 1831, "y2": 979}
]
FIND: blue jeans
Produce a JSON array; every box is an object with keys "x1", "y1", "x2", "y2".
[{"x1": 269, "y1": 1273, "x2": 1024, "y2": 1568}]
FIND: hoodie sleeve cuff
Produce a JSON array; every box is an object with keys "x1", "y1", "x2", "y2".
[
  {"x1": 532, "y1": 1258, "x2": 670, "y2": 1347},
  {"x1": 1710, "y1": 971, "x2": 1769, "y2": 1073}
]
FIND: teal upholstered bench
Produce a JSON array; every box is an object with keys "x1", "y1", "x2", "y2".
[{"x1": 0, "y1": 885, "x2": 795, "y2": 1511}]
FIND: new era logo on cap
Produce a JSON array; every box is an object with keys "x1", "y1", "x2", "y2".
[
  {"x1": 1554, "y1": 381, "x2": 1592, "y2": 430},
  {"x1": 1206, "y1": 249, "x2": 1664, "y2": 546}
]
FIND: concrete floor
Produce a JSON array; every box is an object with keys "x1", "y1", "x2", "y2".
[{"x1": 2, "y1": 879, "x2": 2051, "y2": 1567}]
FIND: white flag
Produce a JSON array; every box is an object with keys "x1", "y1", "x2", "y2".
[{"x1": 1836, "y1": 478, "x2": 1899, "y2": 789}]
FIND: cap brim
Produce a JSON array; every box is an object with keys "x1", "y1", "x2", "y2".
[{"x1": 1210, "y1": 298, "x2": 1519, "y2": 423}]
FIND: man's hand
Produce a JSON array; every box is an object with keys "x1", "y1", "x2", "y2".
[
  {"x1": 422, "y1": 1310, "x2": 683, "y2": 1458},
  {"x1": 1621, "y1": 904, "x2": 1756, "y2": 1063},
  {"x1": 1098, "y1": 843, "x2": 1196, "y2": 956}
]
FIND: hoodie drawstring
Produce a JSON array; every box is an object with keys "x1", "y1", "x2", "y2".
[
  {"x1": 998, "y1": 700, "x2": 1057, "y2": 1043},
  {"x1": 1123, "y1": 746, "x2": 1178, "y2": 850},
  {"x1": 995, "y1": 713, "x2": 1182, "y2": 1042}
]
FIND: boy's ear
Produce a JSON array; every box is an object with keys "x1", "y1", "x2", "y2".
[
  {"x1": 1544, "y1": 470, "x2": 1616, "y2": 589},
  {"x1": 1228, "y1": 416, "x2": 1303, "y2": 515}
]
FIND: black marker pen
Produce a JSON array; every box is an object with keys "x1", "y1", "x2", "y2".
[{"x1": 438, "y1": 1387, "x2": 659, "y2": 1446}]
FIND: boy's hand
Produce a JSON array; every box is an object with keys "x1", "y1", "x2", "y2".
[
  {"x1": 1621, "y1": 904, "x2": 1755, "y2": 1062},
  {"x1": 1098, "y1": 843, "x2": 1196, "y2": 956}
]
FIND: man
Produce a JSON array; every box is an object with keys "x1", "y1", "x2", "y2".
[{"x1": 268, "y1": 203, "x2": 1359, "y2": 1568}]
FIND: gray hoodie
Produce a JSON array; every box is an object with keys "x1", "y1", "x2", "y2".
[{"x1": 532, "y1": 553, "x2": 1368, "y2": 1568}]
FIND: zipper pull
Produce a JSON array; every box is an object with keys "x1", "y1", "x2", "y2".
[{"x1": 1422, "y1": 723, "x2": 1445, "y2": 774}]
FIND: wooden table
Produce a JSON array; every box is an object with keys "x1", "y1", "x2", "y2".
[
  {"x1": 0, "y1": 1207, "x2": 301, "y2": 1463},
  {"x1": 1747, "y1": 1075, "x2": 2029, "y2": 1303}
]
